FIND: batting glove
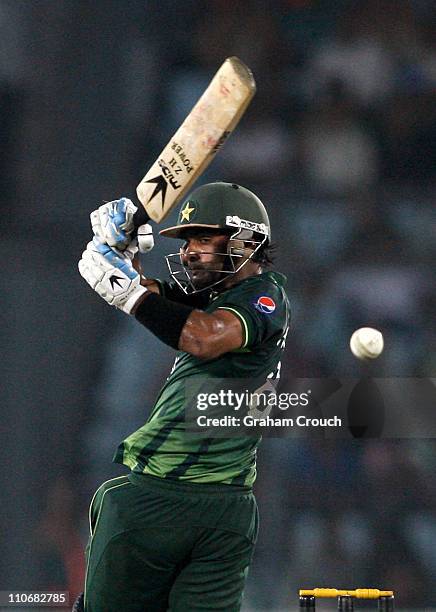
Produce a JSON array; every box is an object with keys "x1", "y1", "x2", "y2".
[
  {"x1": 90, "y1": 198, "x2": 154, "y2": 253},
  {"x1": 78, "y1": 237, "x2": 147, "y2": 314}
]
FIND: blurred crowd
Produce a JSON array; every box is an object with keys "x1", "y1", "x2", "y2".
[
  {"x1": 1, "y1": 0, "x2": 435, "y2": 609},
  {"x1": 149, "y1": 0, "x2": 436, "y2": 378}
]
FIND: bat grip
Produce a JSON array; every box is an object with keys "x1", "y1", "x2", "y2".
[{"x1": 133, "y1": 205, "x2": 150, "y2": 229}]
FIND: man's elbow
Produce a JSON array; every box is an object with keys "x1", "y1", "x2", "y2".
[
  {"x1": 178, "y1": 312, "x2": 241, "y2": 359},
  {"x1": 179, "y1": 325, "x2": 225, "y2": 360},
  {"x1": 181, "y1": 336, "x2": 223, "y2": 360}
]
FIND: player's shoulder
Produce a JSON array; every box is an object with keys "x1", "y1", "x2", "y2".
[
  {"x1": 214, "y1": 271, "x2": 290, "y2": 345},
  {"x1": 241, "y1": 271, "x2": 287, "y2": 291},
  {"x1": 224, "y1": 271, "x2": 289, "y2": 311},
  {"x1": 229, "y1": 271, "x2": 287, "y2": 296}
]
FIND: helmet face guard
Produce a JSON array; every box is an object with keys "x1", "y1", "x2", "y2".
[{"x1": 165, "y1": 226, "x2": 268, "y2": 294}]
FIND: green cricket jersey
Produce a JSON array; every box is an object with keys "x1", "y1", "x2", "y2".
[{"x1": 114, "y1": 271, "x2": 290, "y2": 486}]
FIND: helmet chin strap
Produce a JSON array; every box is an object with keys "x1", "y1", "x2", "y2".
[{"x1": 165, "y1": 229, "x2": 267, "y2": 294}]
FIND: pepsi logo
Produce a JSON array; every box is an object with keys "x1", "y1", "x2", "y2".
[{"x1": 254, "y1": 296, "x2": 276, "y2": 314}]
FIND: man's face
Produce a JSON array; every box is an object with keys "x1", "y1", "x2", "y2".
[{"x1": 180, "y1": 230, "x2": 229, "y2": 290}]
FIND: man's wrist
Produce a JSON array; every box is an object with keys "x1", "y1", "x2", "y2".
[{"x1": 123, "y1": 287, "x2": 149, "y2": 315}]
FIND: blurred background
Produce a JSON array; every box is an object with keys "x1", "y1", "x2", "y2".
[{"x1": 1, "y1": 0, "x2": 435, "y2": 609}]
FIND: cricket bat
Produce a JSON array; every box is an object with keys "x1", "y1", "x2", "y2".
[{"x1": 133, "y1": 57, "x2": 256, "y2": 226}]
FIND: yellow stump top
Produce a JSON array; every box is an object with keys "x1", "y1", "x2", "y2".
[{"x1": 299, "y1": 589, "x2": 394, "y2": 599}]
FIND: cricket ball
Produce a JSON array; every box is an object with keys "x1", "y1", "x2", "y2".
[{"x1": 350, "y1": 327, "x2": 384, "y2": 360}]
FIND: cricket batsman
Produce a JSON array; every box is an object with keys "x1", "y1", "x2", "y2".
[{"x1": 76, "y1": 182, "x2": 290, "y2": 611}]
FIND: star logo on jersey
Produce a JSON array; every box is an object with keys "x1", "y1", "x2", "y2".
[
  {"x1": 109, "y1": 274, "x2": 124, "y2": 290},
  {"x1": 145, "y1": 175, "x2": 168, "y2": 209},
  {"x1": 254, "y1": 295, "x2": 276, "y2": 314},
  {"x1": 181, "y1": 201, "x2": 195, "y2": 222}
]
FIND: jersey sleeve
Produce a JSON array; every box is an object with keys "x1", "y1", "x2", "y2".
[{"x1": 216, "y1": 278, "x2": 289, "y2": 348}]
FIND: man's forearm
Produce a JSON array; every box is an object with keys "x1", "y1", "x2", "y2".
[{"x1": 133, "y1": 292, "x2": 195, "y2": 349}]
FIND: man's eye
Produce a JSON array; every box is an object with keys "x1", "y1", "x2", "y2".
[{"x1": 200, "y1": 237, "x2": 211, "y2": 244}]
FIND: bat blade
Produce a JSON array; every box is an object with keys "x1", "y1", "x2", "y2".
[{"x1": 136, "y1": 57, "x2": 256, "y2": 224}]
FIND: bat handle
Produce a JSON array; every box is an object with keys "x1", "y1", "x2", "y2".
[{"x1": 133, "y1": 205, "x2": 150, "y2": 229}]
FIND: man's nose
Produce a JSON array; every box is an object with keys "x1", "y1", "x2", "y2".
[{"x1": 182, "y1": 249, "x2": 200, "y2": 264}]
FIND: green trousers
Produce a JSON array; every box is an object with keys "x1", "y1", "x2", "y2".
[{"x1": 84, "y1": 473, "x2": 258, "y2": 612}]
